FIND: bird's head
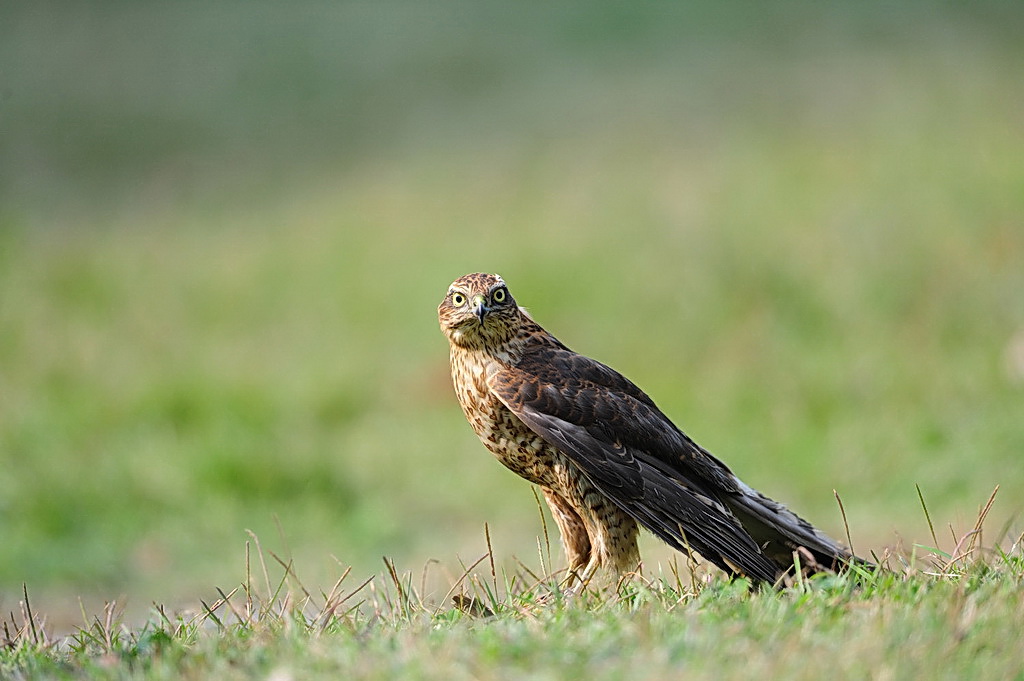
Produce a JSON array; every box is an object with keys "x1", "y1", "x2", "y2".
[{"x1": 438, "y1": 273, "x2": 523, "y2": 349}]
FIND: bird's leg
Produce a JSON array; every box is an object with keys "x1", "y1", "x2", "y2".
[
  {"x1": 540, "y1": 489, "x2": 643, "y2": 598},
  {"x1": 565, "y1": 512, "x2": 641, "y2": 596},
  {"x1": 540, "y1": 488, "x2": 595, "y2": 595},
  {"x1": 563, "y1": 554, "x2": 602, "y2": 596},
  {"x1": 541, "y1": 489, "x2": 591, "y2": 579}
]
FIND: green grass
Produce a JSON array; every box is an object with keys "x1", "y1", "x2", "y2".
[
  {"x1": 1, "y1": 0, "x2": 1024, "y2": 675},
  {"x1": 4, "y1": 523, "x2": 1024, "y2": 680}
]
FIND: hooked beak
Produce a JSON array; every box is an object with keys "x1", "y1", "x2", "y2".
[{"x1": 471, "y1": 294, "x2": 488, "y2": 323}]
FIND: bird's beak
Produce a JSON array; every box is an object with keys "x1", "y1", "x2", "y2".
[{"x1": 471, "y1": 294, "x2": 488, "y2": 323}]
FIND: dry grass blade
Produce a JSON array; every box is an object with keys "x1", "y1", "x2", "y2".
[
  {"x1": 199, "y1": 600, "x2": 225, "y2": 630},
  {"x1": 420, "y1": 559, "x2": 438, "y2": 606},
  {"x1": 509, "y1": 555, "x2": 546, "y2": 586},
  {"x1": 336, "y1": 574, "x2": 375, "y2": 610},
  {"x1": 941, "y1": 530, "x2": 982, "y2": 573},
  {"x1": 245, "y1": 540, "x2": 254, "y2": 625},
  {"x1": 316, "y1": 573, "x2": 375, "y2": 631},
  {"x1": 316, "y1": 563, "x2": 354, "y2": 624},
  {"x1": 916, "y1": 484, "x2": 940, "y2": 550},
  {"x1": 154, "y1": 603, "x2": 175, "y2": 634},
  {"x1": 833, "y1": 489, "x2": 855, "y2": 556},
  {"x1": 503, "y1": 557, "x2": 573, "y2": 606},
  {"x1": 941, "y1": 486, "x2": 1000, "y2": 574},
  {"x1": 268, "y1": 550, "x2": 313, "y2": 604},
  {"x1": 382, "y1": 556, "x2": 415, "y2": 619},
  {"x1": 3, "y1": 586, "x2": 50, "y2": 651},
  {"x1": 104, "y1": 602, "x2": 119, "y2": 649},
  {"x1": 967, "y1": 485, "x2": 999, "y2": 556},
  {"x1": 246, "y1": 530, "x2": 274, "y2": 605},
  {"x1": 667, "y1": 557, "x2": 686, "y2": 600},
  {"x1": 22, "y1": 584, "x2": 40, "y2": 646},
  {"x1": 485, "y1": 523, "x2": 499, "y2": 602},
  {"x1": 262, "y1": 556, "x2": 297, "y2": 617},
  {"x1": 215, "y1": 587, "x2": 245, "y2": 625},
  {"x1": 675, "y1": 523, "x2": 702, "y2": 595}
]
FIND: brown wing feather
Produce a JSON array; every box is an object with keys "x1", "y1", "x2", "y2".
[
  {"x1": 493, "y1": 345, "x2": 741, "y2": 492},
  {"x1": 488, "y1": 346, "x2": 782, "y2": 582}
]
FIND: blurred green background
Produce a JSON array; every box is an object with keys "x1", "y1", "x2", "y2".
[{"x1": 2, "y1": 0, "x2": 1022, "y2": 626}]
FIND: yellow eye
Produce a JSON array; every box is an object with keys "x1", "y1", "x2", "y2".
[
  {"x1": 492, "y1": 287, "x2": 507, "y2": 303},
  {"x1": 451, "y1": 292, "x2": 466, "y2": 306}
]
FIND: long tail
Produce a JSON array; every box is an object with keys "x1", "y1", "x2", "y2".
[{"x1": 725, "y1": 478, "x2": 869, "y2": 577}]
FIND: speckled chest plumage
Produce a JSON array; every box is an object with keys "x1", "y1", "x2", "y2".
[{"x1": 449, "y1": 347, "x2": 563, "y2": 488}]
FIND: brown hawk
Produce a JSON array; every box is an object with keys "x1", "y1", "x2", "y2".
[{"x1": 439, "y1": 272, "x2": 861, "y2": 587}]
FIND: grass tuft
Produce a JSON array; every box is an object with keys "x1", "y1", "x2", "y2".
[{"x1": 2, "y1": 500, "x2": 1024, "y2": 679}]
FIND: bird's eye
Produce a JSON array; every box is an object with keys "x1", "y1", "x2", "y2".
[
  {"x1": 451, "y1": 292, "x2": 466, "y2": 307},
  {"x1": 492, "y1": 287, "x2": 507, "y2": 303}
]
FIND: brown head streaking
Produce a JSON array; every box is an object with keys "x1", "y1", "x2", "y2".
[{"x1": 439, "y1": 272, "x2": 863, "y2": 587}]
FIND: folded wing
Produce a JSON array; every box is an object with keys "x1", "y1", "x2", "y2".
[{"x1": 488, "y1": 345, "x2": 784, "y2": 582}]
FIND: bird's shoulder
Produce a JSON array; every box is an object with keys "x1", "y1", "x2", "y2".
[
  {"x1": 488, "y1": 333, "x2": 739, "y2": 491},
  {"x1": 494, "y1": 336, "x2": 658, "y2": 411},
  {"x1": 488, "y1": 338, "x2": 674, "y2": 453}
]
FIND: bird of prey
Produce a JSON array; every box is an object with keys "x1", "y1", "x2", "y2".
[{"x1": 438, "y1": 272, "x2": 863, "y2": 588}]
